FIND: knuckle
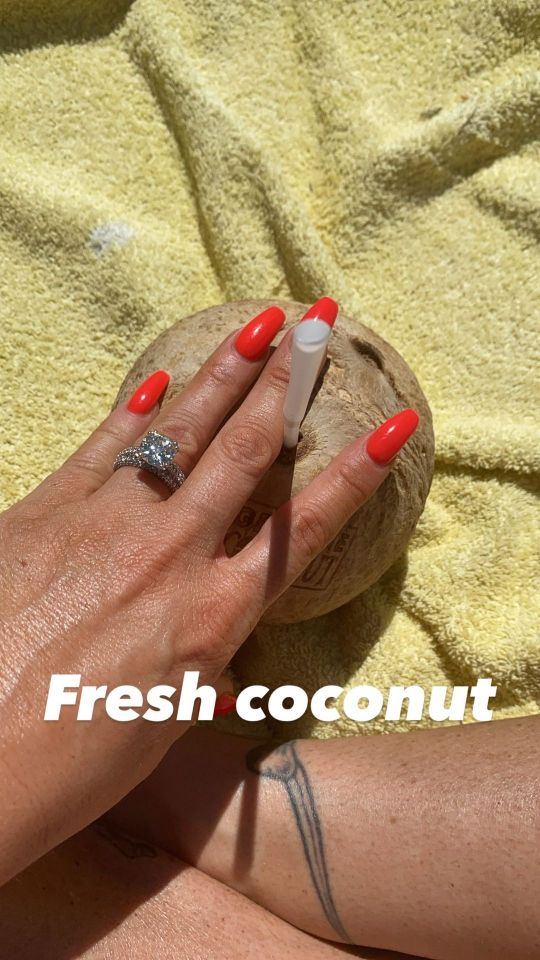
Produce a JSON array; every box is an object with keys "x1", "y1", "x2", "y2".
[
  {"x1": 333, "y1": 457, "x2": 373, "y2": 501},
  {"x1": 205, "y1": 356, "x2": 237, "y2": 392},
  {"x1": 220, "y1": 421, "x2": 275, "y2": 474},
  {"x1": 290, "y1": 504, "x2": 331, "y2": 557},
  {"x1": 64, "y1": 422, "x2": 128, "y2": 482},
  {"x1": 182, "y1": 599, "x2": 234, "y2": 670},
  {"x1": 264, "y1": 359, "x2": 291, "y2": 393},
  {"x1": 197, "y1": 618, "x2": 228, "y2": 664},
  {"x1": 65, "y1": 451, "x2": 106, "y2": 483},
  {"x1": 94, "y1": 422, "x2": 127, "y2": 447}
]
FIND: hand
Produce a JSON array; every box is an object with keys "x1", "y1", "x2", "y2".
[{"x1": 0, "y1": 304, "x2": 418, "y2": 883}]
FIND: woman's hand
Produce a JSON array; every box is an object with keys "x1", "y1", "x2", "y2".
[{"x1": 0, "y1": 304, "x2": 418, "y2": 884}]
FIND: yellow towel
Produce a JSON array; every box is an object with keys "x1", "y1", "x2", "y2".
[{"x1": 1, "y1": 1, "x2": 538, "y2": 739}]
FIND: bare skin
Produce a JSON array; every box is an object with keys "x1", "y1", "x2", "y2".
[
  {"x1": 0, "y1": 819, "x2": 430, "y2": 960},
  {"x1": 0, "y1": 319, "x2": 399, "y2": 885},
  {"x1": 0, "y1": 718, "x2": 537, "y2": 959},
  {"x1": 103, "y1": 718, "x2": 540, "y2": 960},
  {"x1": 0, "y1": 824, "x2": 369, "y2": 960}
]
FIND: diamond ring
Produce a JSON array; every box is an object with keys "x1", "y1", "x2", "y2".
[{"x1": 113, "y1": 431, "x2": 186, "y2": 492}]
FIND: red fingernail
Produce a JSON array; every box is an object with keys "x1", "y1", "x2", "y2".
[
  {"x1": 366, "y1": 409, "x2": 419, "y2": 465},
  {"x1": 214, "y1": 694, "x2": 237, "y2": 717},
  {"x1": 127, "y1": 370, "x2": 170, "y2": 414},
  {"x1": 301, "y1": 297, "x2": 339, "y2": 328},
  {"x1": 234, "y1": 306, "x2": 286, "y2": 361}
]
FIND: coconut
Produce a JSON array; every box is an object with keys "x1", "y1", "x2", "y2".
[{"x1": 114, "y1": 300, "x2": 434, "y2": 623}]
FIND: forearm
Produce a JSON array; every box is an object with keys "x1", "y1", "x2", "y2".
[{"x1": 108, "y1": 717, "x2": 540, "y2": 960}]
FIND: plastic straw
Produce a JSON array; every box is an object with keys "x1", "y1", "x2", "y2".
[{"x1": 283, "y1": 319, "x2": 331, "y2": 448}]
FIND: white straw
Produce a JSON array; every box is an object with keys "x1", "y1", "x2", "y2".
[{"x1": 283, "y1": 319, "x2": 331, "y2": 448}]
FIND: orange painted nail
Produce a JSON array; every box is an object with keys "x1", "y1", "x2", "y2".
[
  {"x1": 366, "y1": 409, "x2": 419, "y2": 465},
  {"x1": 234, "y1": 307, "x2": 286, "y2": 361},
  {"x1": 214, "y1": 694, "x2": 237, "y2": 717},
  {"x1": 127, "y1": 370, "x2": 170, "y2": 414},
  {"x1": 301, "y1": 297, "x2": 338, "y2": 327}
]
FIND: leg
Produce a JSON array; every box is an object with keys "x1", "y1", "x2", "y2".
[
  {"x1": 106, "y1": 718, "x2": 540, "y2": 960},
  {"x1": 0, "y1": 822, "x2": 394, "y2": 959}
]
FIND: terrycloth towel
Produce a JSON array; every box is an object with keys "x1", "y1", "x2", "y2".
[{"x1": 1, "y1": 0, "x2": 538, "y2": 739}]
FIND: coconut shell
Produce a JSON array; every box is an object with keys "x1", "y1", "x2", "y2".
[{"x1": 114, "y1": 300, "x2": 434, "y2": 623}]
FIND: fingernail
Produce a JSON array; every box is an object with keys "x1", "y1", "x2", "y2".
[
  {"x1": 214, "y1": 694, "x2": 237, "y2": 717},
  {"x1": 234, "y1": 306, "x2": 286, "y2": 361},
  {"x1": 301, "y1": 297, "x2": 339, "y2": 328},
  {"x1": 366, "y1": 409, "x2": 419, "y2": 465},
  {"x1": 127, "y1": 370, "x2": 170, "y2": 414}
]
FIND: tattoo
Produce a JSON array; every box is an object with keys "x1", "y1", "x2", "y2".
[
  {"x1": 247, "y1": 741, "x2": 352, "y2": 944},
  {"x1": 93, "y1": 821, "x2": 158, "y2": 860}
]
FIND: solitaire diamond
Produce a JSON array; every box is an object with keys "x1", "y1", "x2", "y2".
[
  {"x1": 113, "y1": 430, "x2": 185, "y2": 492},
  {"x1": 140, "y1": 431, "x2": 179, "y2": 467}
]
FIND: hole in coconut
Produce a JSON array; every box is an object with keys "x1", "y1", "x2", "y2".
[
  {"x1": 278, "y1": 426, "x2": 316, "y2": 464},
  {"x1": 298, "y1": 425, "x2": 318, "y2": 460},
  {"x1": 350, "y1": 337, "x2": 386, "y2": 372}
]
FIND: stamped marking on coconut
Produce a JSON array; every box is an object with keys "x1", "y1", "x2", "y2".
[
  {"x1": 226, "y1": 501, "x2": 358, "y2": 592},
  {"x1": 225, "y1": 502, "x2": 273, "y2": 556},
  {"x1": 295, "y1": 519, "x2": 359, "y2": 591}
]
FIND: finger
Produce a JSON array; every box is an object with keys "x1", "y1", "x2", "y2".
[
  {"x1": 232, "y1": 410, "x2": 420, "y2": 607},
  {"x1": 37, "y1": 371, "x2": 171, "y2": 503},
  {"x1": 165, "y1": 326, "x2": 295, "y2": 550},
  {"x1": 104, "y1": 306, "x2": 286, "y2": 503}
]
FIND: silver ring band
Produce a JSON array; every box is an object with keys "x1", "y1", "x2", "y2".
[{"x1": 113, "y1": 431, "x2": 186, "y2": 492}]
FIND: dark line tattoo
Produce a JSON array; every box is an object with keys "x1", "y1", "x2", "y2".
[
  {"x1": 247, "y1": 740, "x2": 352, "y2": 944},
  {"x1": 93, "y1": 821, "x2": 158, "y2": 860}
]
